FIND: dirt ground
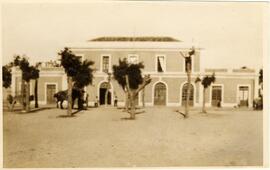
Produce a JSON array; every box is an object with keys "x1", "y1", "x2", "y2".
[{"x1": 3, "y1": 106, "x2": 263, "y2": 168}]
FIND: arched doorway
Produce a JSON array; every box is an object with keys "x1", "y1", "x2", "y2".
[
  {"x1": 181, "y1": 83, "x2": 194, "y2": 106},
  {"x1": 99, "y1": 82, "x2": 111, "y2": 105},
  {"x1": 154, "y1": 82, "x2": 167, "y2": 105}
]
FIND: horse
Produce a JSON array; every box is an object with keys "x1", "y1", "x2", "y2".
[{"x1": 53, "y1": 89, "x2": 85, "y2": 109}]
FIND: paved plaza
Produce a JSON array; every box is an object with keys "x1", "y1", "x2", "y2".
[{"x1": 3, "y1": 106, "x2": 263, "y2": 167}]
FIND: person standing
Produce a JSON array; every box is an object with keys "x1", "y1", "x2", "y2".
[{"x1": 114, "y1": 95, "x2": 118, "y2": 107}]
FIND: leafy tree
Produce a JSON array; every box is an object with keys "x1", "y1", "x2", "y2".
[
  {"x1": 59, "y1": 48, "x2": 94, "y2": 115},
  {"x1": 73, "y1": 60, "x2": 94, "y2": 89},
  {"x1": 2, "y1": 65, "x2": 12, "y2": 88},
  {"x1": 59, "y1": 48, "x2": 81, "y2": 116},
  {"x1": 113, "y1": 58, "x2": 151, "y2": 119},
  {"x1": 73, "y1": 60, "x2": 94, "y2": 109},
  {"x1": 195, "y1": 73, "x2": 216, "y2": 113},
  {"x1": 12, "y1": 56, "x2": 39, "y2": 112}
]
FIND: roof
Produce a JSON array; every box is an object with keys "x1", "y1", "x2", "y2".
[
  {"x1": 67, "y1": 36, "x2": 202, "y2": 49},
  {"x1": 90, "y1": 36, "x2": 181, "y2": 42},
  {"x1": 205, "y1": 68, "x2": 228, "y2": 73}
]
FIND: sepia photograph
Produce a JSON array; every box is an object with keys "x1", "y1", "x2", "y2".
[{"x1": 1, "y1": 1, "x2": 269, "y2": 168}]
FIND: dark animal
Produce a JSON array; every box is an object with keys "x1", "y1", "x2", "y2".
[{"x1": 53, "y1": 89, "x2": 84, "y2": 109}]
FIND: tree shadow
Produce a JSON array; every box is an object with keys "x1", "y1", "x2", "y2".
[
  {"x1": 57, "y1": 115, "x2": 77, "y2": 118},
  {"x1": 126, "y1": 110, "x2": 145, "y2": 115},
  {"x1": 120, "y1": 110, "x2": 145, "y2": 120},
  {"x1": 135, "y1": 110, "x2": 145, "y2": 115},
  {"x1": 56, "y1": 109, "x2": 83, "y2": 118},
  {"x1": 117, "y1": 106, "x2": 141, "y2": 110},
  {"x1": 196, "y1": 112, "x2": 227, "y2": 118},
  {"x1": 11, "y1": 107, "x2": 53, "y2": 114},
  {"x1": 71, "y1": 110, "x2": 83, "y2": 116},
  {"x1": 175, "y1": 110, "x2": 187, "y2": 119},
  {"x1": 120, "y1": 117, "x2": 135, "y2": 120}
]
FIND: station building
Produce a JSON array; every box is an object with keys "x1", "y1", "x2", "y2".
[{"x1": 10, "y1": 36, "x2": 260, "y2": 108}]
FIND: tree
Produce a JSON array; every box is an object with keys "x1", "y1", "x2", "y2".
[
  {"x1": 178, "y1": 47, "x2": 195, "y2": 118},
  {"x1": 2, "y1": 65, "x2": 12, "y2": 88},
  {"x1": 73, "y1": 60, "x2": 94, "y2": 109},
  {"x1": 59, "y1": 48, "x2": 94, "y2": 115},
  {"x1": 33, "y1": 63, "x2": 41, "y2": 108},
  {"x1": 259, "y1": 69, "x2": 263, "y2": 88},
  {"x1": 13, "y1": 56, "x2": 39, "y2": 112},
  {"x1": 113, "y1": 58, "x2": 151, "y2": 119},
  {"x1": 195, "y1": 73, "x2": 216, "y2": 113},
  {"x1": 258, "y1": 69, "x2": 263, "y2": 108}
]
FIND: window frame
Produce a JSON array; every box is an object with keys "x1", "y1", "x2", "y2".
[
  {"x1": 127, "y1": 54, "x2": 139, "y2": 64},
  {"x1": 100, "y1": 54, "x2": 111, "y2": 73},
  {"x1": 155, "y1": 54, "x2": 166, "y2": 73}
]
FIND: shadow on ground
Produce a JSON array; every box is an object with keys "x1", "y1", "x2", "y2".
[
  {"x1": 56, "y1": 109, "x2": 85, "y2": 118},
  {"x1": 7, "y1": 107, "x2": 53, "y2": 114}
]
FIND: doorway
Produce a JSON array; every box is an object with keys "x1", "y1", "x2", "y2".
[
  {"x1": 211, "y1": 85, "x2": 222, "y2": 107},
  {"x1": 99, "y1": 82, "x2": 111, "y2": 105},
  {"x1": 154, "y1": 82, "x2": 166, "y2": 105},
  {"x1": 46, "y1": 84, "x2": 56, "y2": 104},
  {"x1": 181, "y1": 83, "x2": 194, "y2": 106},
  {"x1": 238, "y1": 86, "x2": 249, "y2": 107}
]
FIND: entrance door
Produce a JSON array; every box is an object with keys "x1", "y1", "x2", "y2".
[
  {"x1": 99, "y1": 82, "x2": 111, "y2": 105},
  {"x1": 239, "y1": 86, "x2": 249, "y2": 107},
  {"x1": 46, "y1": 84, "x2": 56, "y2": 104},
  {"x1": 211, "y1": 85, "x2": 222, "y2": 106},
  {"x1": 181, "y1": 83, "x2": 194, "y2": 106},
  {"x1": 154, "y1": 82, "x2": 166, "y2": 105}
]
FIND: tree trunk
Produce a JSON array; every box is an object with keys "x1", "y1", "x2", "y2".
[
  {"x1": 125, "y1": 75, "x2": 136, "y2": 119},
  {"x1": 67, "y1": 76, "x2": 73, "y2": 116},
  {"x1": 124, "y1": 75, "x2": 151, "y2": 119},
  {"x1": 21, "y1": 77, "x2": 26, "y2": 110},
  {"x1": 185, "y1": 63, "x2": 191, "y2": 118},
  {"x1": 25, "y1": 81, "x2": 30, "y2": 112},
  {"x1": 202, "y1": 87, "x2": 206, "y2": 113},
  {"x1": 78, "y1": 89, "x2": 84, "y2": 110},
  {"x1": 142, "y1": 88, "x2": 145, "y2": 107},
  {"x1": 124, "y1": 91, "x2": 129, "y2": 111},
  {"x1": 130, "y1": 91, "x2": 136, "y2": 119},
  {"x1": 34, "y1": 79, "x2": 38, "y2": 108}
]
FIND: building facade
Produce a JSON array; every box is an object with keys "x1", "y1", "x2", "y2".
[{"x1": 10, "y1": 37, "x2": 260, "y2": 108}]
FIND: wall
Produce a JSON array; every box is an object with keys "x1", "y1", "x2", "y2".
[
  {"x1": 72, "y1": 49, "x2": 201, "y2": 73},
  {"x1": 15, "y1": 76, "x2": 63, "y2": 104},
  {"x1": 204, "y1": 77, "x2": 255, "y2": 107}
]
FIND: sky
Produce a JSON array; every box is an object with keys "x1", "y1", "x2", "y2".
[{"x1": 1, "y1": 1, "x2": 266, "y2": 70}]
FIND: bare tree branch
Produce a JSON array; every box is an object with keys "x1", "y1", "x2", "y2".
[
  {"x1": 135, "y1": 75, "x2": 151, "y2": 94},
  {"x1": 179, "y1": 51, "x2": 187, "y2": 58}
]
